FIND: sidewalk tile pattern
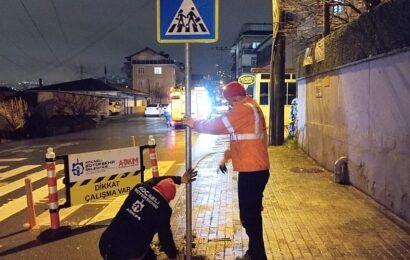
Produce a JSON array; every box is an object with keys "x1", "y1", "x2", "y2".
[{"x1": 158, "y1": 145, "x2": 410, "y2": 259}]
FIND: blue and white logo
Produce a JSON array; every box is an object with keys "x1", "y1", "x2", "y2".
[{"x1": 72, "y1": 159, "x2": 84, "y2": 176}]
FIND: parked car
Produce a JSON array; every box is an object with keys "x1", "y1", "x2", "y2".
[{"x1": 144, "y1": 103, "x2": 164, "y2": 117}]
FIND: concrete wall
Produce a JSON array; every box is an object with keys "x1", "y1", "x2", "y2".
[{"x1": 297, "y1": 49, "x2": 410, "y2": 223}]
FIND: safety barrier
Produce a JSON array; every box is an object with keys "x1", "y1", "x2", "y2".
[
  {"x1": 45, "y1": 148, "x2": 60, "y2": 229},
  {"x1": 38, "y1": 137, "x2": 159, "y2": 241},
  {"x1": 148, "y1": 135, "x2": 159, "y2": 177},
  {"x1": 24, "y1": 178, "x2": 37, "y2": 229},
  {"x1": 38, "y1": 148, "x2": 71, "y2": 241}
]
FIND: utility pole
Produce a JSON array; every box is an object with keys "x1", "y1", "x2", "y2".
[
  {"x1": 104, "y1": 64, "x2": 107, "y2": 83},
  {"x1": 324, "y1": 0, "x2": 330, "y2": 36},
  {"x1": 269, "y1": 0, "x2": 286, "y2": 145},
  {"x1": 79, "y1": 65, "x2": 84, "y2": 79},
  {"x1": 271, "y1": 19, "x2": 285, "y2": 145}
]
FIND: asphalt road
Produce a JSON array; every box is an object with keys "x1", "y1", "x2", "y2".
[{"x1": 0, "y1": 115, "x2": 227, "y2": 258}]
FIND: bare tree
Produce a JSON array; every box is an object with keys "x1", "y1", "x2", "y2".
[
  {"x1": 50, "y1": 92, "x2": 107, "y2": 117},
  {"x1": 0, "y1": 97, "x2": 29, "y2": 130},
  {"x1": 151, "y1": 86, "x2": 168, "y2": 104},
  {"x1": 281, "y1": 0, "x2": 377, "y2": 47}
]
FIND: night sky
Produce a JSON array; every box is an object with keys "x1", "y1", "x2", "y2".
[{"x1": 0, "y1": 0, "x2": 272, "y2": 84}]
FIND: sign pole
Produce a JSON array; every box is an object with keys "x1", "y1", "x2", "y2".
[
  {"x1": 157, "y1": 1, "x2": 219, "y2": 257},
  {"x1": 185, "y1": 42, "x2": 193, "y2": 260}
]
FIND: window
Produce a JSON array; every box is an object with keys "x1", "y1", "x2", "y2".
[
  {"x1": 286, "y1": 82, "x2": 297, "y2": 105},
  {"x1": 251, "y1": 57, "x2": 257, "y2": 66},
  {"x1": 154, "y1": 67, "x2": 162, "y2": 74},
  {"x1": 251, "y1": 42, "x2": 260, "y2": 49},
  {"x1": 246, "y1": 85, "x2": 254, "y2": 97},
  {"x1": 332, "y1": 0, "x2": 345, "y2": 14},
  {"x1": 137, "y1": 67, "x2": 144, "y2": 74},
  {"x1": 259, "y1": 83, "x2": 269, "y2": 105}
]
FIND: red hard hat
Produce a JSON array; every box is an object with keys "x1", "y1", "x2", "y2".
[
  {"x1": 155, "y1": 178, "x2": 176, "y2": 201},
  {"x1": 223, "y1": 81, "x2": 246, "y2": 99}
]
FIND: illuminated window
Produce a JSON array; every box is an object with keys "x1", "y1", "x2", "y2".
[
  {"x1": 154, "y1": 67, "x2": 162, "y2": 74},
  {"x1": 332, "y1": 0, "x2": 345, "y2": 14},
  {"x1": 251, "y1": 42, "x2": 260, "y2": 49}
]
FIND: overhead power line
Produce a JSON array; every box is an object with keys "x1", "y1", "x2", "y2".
[
  {"x1": 32, "y1": 0, "x2": 151, "y2": 79},
  {"x1": 49, "y1": 0, "x2": 70, "y2": 46},
  {"x1": 19, "y1": 0, "x2": 60, "y2": 63}
]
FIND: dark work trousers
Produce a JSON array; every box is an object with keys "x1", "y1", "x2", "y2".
[{"x1": 238, "y1": 170, "x2": 270, "y2": 260}]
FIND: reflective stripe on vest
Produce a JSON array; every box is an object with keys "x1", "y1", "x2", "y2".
[{"x1": 221, "y1": 102, "x2": 265, "y2": 141}]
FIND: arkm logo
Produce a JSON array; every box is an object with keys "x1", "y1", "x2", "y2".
[
  {"x1": 72, "y1": 159, "x2": 84, "y2": 176},
  {"x1": 119, "y1": 157, "x2": 139, "y2": 168}
]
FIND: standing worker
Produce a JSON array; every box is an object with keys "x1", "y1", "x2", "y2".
[
  {"x1": 184, "y1": 81, "x2": 270, "y2": 260},
  {"x1": 164, "y1": 104, "x2": 172, "y2": 128},
  {"x1": 99, "y1": 169, "x2": 197, "y2": 260}
]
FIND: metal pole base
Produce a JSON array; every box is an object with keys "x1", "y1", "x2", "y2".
[{"x1": 37, "y1": 226, "x2": 71, "y2": 242}]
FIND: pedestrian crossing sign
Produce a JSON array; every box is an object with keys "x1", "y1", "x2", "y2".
[{"x1": 157, "y1": 0, "x2": 218, "y2": 43}]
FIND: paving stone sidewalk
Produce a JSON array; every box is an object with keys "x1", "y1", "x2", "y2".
[{"x1": 159, "y1": 144, "x2": 410, "y2": 259}]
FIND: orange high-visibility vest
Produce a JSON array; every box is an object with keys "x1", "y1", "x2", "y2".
[{"x1": 193, "y1": 96, "x2": 270, "y2": 172}]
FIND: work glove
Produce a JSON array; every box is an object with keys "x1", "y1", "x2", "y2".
[
  {"x1": 217, "y1": 163, "x2": 227, "y2": 174},
  {"x1": 182, "y1": 169, "x2": 198, "y2": 184}
]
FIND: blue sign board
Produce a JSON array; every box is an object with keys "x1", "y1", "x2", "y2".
[{"x1": 157, "y1": 0, "x2": 219, "y2": 43}]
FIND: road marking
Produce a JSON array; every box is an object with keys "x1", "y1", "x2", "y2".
[
  {"x1": 35, "y1": 204, "x2": 83, "y2": 227},
  {"x1": 35, "y1": 197, "x2": 115, "y2": 227},
  {"x1": 84, "y1": 195, "x2": 127, "y2": 225},
  {"x1": 0, "y1": 165, "x2": 64, "y2": 197},
  {"x1": 0, "y1": 165, "x2": 41, "y2": 181},
  {"x1": 0, "y1": 176, "x2": 65, "y2": 222},
  {"x1": 143, "y1": 160, "x2": 175, "y2": 180},
  {"x1": 0, "y1": 161, "x2": 175, "y2": 225},
  {"x1": 0, "y1": 158, "x2": 27, "y2": 162}
]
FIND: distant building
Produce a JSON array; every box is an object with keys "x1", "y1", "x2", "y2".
[
  {"x1": 230, "y1": 23, "x2": 298, "y2": 130},
  {"x1": 125, "y1": 48, "x2": 185, "y2": 104},
  {"x1": 26, "y1": 78, "x2": 149, "y2": 117},
  {"x1": 230, "y1": 23, "x2": 273, "y2": 79},
  {"x1": 252, "y1": 34, "x2": 297, "y2": 105}
]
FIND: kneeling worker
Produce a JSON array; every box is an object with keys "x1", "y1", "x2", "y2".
[{"x1": 99, "y1": 169, "x2": 197, "y2": 260}]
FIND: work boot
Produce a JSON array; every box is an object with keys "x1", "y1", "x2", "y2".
[{"x1": 235, "y1": 253, "x2": 251, "y2": 260}]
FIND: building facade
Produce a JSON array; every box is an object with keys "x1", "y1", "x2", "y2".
[
  {"x1": 230, "y1": 23, "x2": 273, "y2": 80},
  {"x1": 125, "y1": 48, "x2": 185, "y2": 104}
]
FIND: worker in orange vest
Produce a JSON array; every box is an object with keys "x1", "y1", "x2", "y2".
[{"x1": 184, "y1": 81, "x2": 270, "y2": 260}]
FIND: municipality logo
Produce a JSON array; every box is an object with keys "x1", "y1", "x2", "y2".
[{"x1": 72, "y1": 159, "x2": 84, "y2": 176}]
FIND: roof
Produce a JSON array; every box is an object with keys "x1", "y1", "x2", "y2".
[
  {"x1": 113, "y1": 85, "x2": 149, "y2": 97},
  {"x1": 26, "y1": 78, "x2": 149, "y2": 98},
  {"x1": 28, "y1": 78, "x2": 119, "y2": 92},
  {"x1": 125, "y1": 47, "x2": 168, "y2": 60}
]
